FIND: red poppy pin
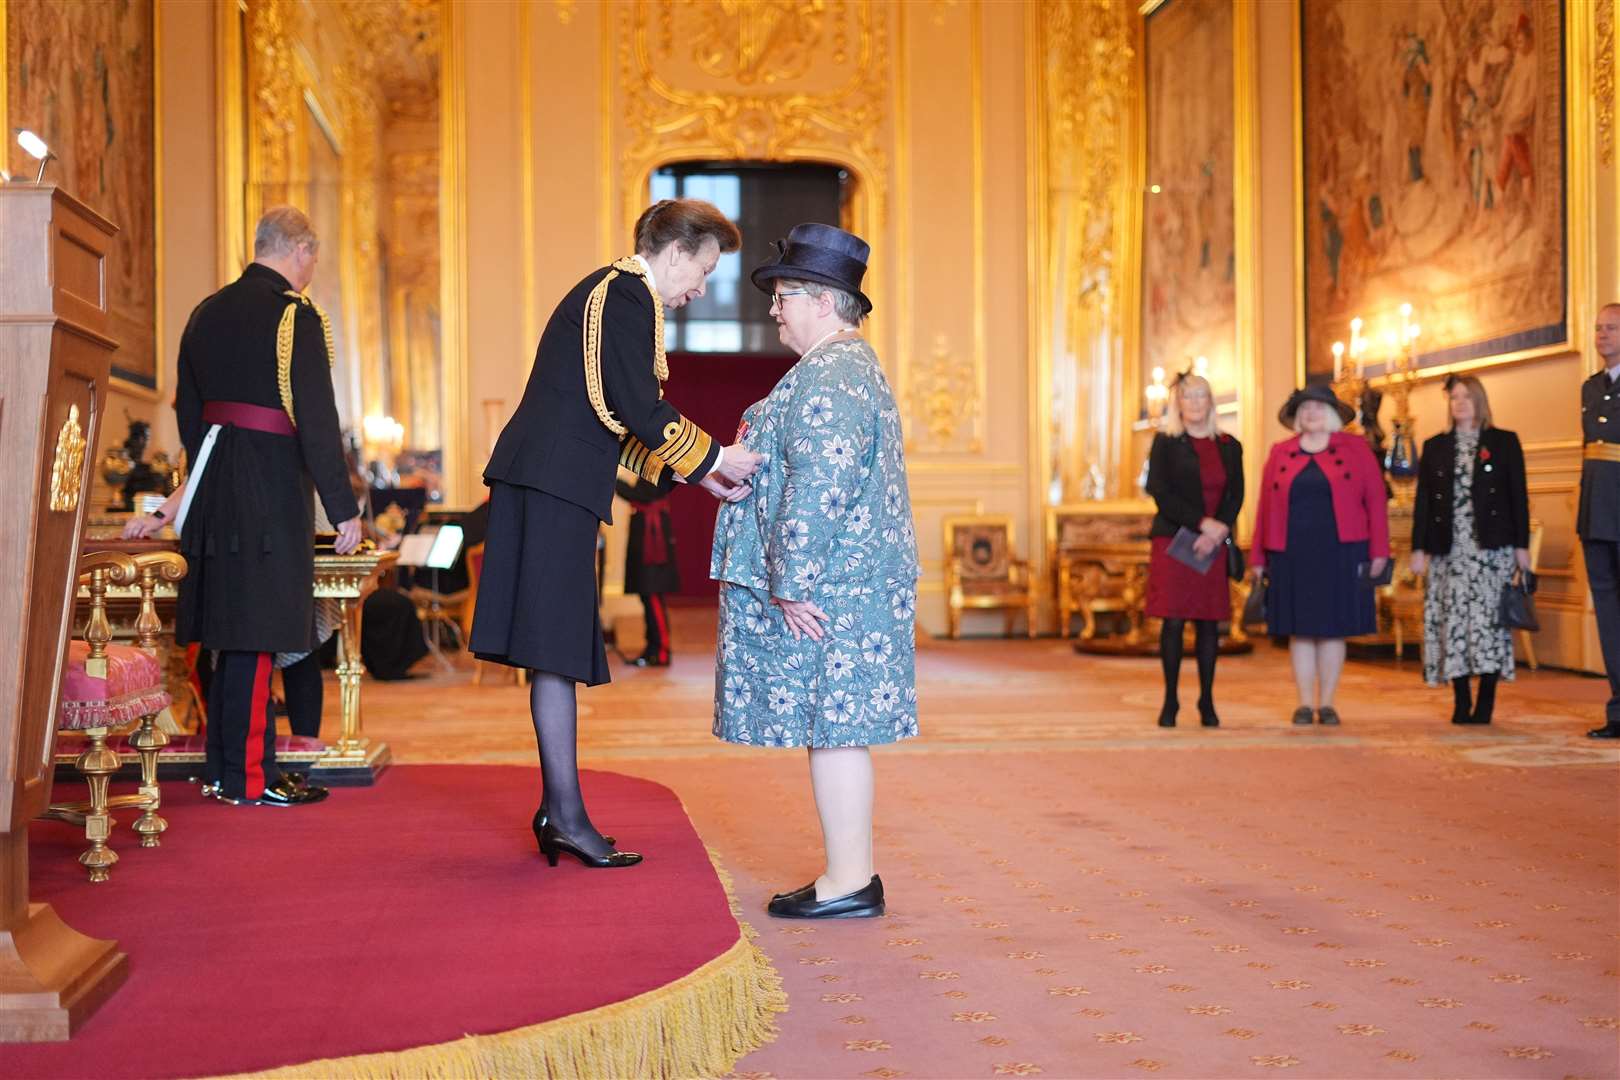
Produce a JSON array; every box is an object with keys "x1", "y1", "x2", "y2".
[{"x1": 1478, "y1": 447, "x2": 1491, "y2": 462}]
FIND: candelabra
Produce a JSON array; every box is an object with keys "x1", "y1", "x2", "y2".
[{"x1": 1381, "y1": 304, "x2": 1422, "y2": 506}]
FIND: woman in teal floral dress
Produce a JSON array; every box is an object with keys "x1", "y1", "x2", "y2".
[{"x1": 711, "y1": 223, "x2": 918, "y2": 920}]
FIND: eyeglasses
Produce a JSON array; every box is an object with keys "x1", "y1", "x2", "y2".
[{"x1": 769, "y1": 289, "x2": 809, "y2": 311}]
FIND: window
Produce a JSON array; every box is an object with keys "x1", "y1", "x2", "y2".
[{"x1": 650, "y1": 162, "x2": 848, "y2": 355}]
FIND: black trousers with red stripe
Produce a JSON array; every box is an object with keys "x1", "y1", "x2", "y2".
[
  {"x1": 206, "y1": 650, "x2": 284, "y2": 799},
  {"x1": 641, "y1": 593, "x2": 670, "y2": 663}
]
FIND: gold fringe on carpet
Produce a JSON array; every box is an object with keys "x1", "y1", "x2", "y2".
[{"x1": 226, "y1": 851, "x2": 785, "y2": 1080}]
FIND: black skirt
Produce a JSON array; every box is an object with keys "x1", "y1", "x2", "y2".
[{"x1": 469, "y1": 481, "x2": 610, "y2": 685}]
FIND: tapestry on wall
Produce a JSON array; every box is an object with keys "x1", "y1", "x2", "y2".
[
  {"x1": 1301, "y1": 0, "x2": 1566, "y2": 381},
  {"x1": 7, "y1": 0, "x2": 158, "y2": 391},
  {"x1": 1141, "y1": 0, "x2": 1236, "y2": 403}
]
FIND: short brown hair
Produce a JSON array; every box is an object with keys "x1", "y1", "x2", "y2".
[
  {"x1": 633, "y1": 198, "x2": 741, "y2": 258},
  {"x1": 1446, "y1": 374, "x2": 1494, "y2": 429}
]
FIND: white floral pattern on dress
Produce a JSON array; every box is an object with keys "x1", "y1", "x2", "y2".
[{"x1": 1423, "y1": 427, "x2": 1516, "y2": 685}]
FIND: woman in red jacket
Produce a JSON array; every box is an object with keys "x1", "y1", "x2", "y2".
[{"x1": 1249, "y1": 385, "x2": 1390, "y2": 726}]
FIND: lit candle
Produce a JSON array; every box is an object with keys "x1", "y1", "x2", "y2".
[{"x1": 1332, "y1": 341, "x2": 1345, "y2": 381}]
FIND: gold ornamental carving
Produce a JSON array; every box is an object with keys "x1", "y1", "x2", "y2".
[
  {"x1": 911, "y1": 334, "x2": 982, "y2": 453},
  {"x1": 687, "y1": 1, "x2": 825, "y2": 85},
  {"x1": 49, "y1": 404, "x2": 88, "y2": 513},
  {"x1": 1598, "y1": 0, "x2": 1615, "y2": 166},
  {"x1": 617, "y1": 0, "x2": 890, "y2": 228}
]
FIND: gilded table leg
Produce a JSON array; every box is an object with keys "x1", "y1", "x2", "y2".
[
  {"x1": 77, "y1": 727, "x2": 120, "y2": 883},
  {"x1": 334, "y1": 596, "x2": 365, "y2": 757},
  {"x1": 128, "y1": 712, "x2": 168, "y2": 848}
]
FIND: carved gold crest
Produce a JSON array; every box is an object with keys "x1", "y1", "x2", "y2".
[{"x1": 49, "y1": 403, "x2": 87, "y2": 513}]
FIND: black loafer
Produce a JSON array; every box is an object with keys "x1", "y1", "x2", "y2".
[
  {"x1": 1291, "y1": 707, "x2": 1314, "y2": 726},
  {"x1": 768, "y1": 875, "x2": 885, "y2": 920},
  {"x1": 1588, "y1": 725, "x2": 1620, "y2": 739},
  {"x1": 1316, "y1": 707, "x2": 1341, "y2": 726},
  {"x1": 771, "y1": 881, "x2": 816, "y2": 902}
]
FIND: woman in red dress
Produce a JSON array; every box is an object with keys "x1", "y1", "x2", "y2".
[{"x1": 1144, "y1": 374, "x2": 1245, "y2": 728}]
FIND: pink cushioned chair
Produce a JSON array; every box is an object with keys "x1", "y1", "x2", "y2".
[{"x1": 43, "y1": 550, "x2": 186, "y2": 882}]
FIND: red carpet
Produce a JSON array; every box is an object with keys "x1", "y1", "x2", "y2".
[{"x1": 7, "y1": 766, "x2": 750, "y2": 1078}]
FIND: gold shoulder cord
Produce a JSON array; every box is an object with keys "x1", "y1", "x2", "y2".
[
  {"x1": 276, "y1": 291, "x2": 336, "y2": 424},
  {"x1": 582, "y1": 256, "x2": 667, "y2": 436}
]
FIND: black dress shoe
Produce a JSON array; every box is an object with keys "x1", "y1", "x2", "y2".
[
  {"x1": 211, "y1": 778, "x2": 329, "y2": 806},
  {"x1": 768, "y1": 875, "x2": 885, "y2": 920},
  {"x1": 280, "y1": 770, "x2": 309, "y2": 788},
  {"x1": 629, "y1": 652, "x2": 670, "y2": 668},
  {"x1": 771, "y1": 881, "x2": 816, "y2": 902},
  {"x1": 1588, "y1": 725, "x2": 1620, "y2": 739},
  {"x1": 533, "y1": 808, "x2": 613, "y2": 849},
  {"x1": 537, "y1": 821, "x2": 642, "y2": 868},
  {"x1": 1316, "y1": 707, "x2": 1341, "y2": 726},
  {"x1": 1291, "y1": 706, "x2": 1314, "y2": 726},
  {"x1": 1197, "y1": 698, "x2": 1219, "y2": 727},
  {"x1": 1157, "y1": 701, "x2": 1178, "y2": 728}
]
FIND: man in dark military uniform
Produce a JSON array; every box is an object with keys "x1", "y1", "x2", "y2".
[
  {"x1": 174, "y1": 206, "x2": 363, "y2": 804},
  {"x1": 1578, "y1": 302, "x2": 1620, "y2": 739},
  {"x1": 615, "y1": 475, "x2": 679, "y2": 667},
  {"x1": 472, "y1": 198, "x2": 760, "y2": 866}
]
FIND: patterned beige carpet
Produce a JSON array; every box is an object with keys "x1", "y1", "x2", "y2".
[{"x1": 346, "y1": 611, "x2": 1618, "y2": 1078}]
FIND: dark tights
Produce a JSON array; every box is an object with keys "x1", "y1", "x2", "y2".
[
  {"x1": 530, "y1": 671, "x2": 610, "y2": 857},
  {"x1": 1451, "y1": 673, "x2": 1498, "y2": 724},
  {"x1": 1161, "y1": 619, "x2": 1219, "y2": 715}
]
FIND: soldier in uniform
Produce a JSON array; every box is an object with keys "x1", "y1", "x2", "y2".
[
  {"x1": 472, "y1": 198, "x2": 761, "y2": 868},
  {"x1": 173, "y1": 207, "x2": 363, "y2": 805},
  {"x1": 1579, "y1": 302, "x2": 1620, "y2": 739},
  {"x1": 615, "y1": 474, "x2": 678, "y2": 667}
]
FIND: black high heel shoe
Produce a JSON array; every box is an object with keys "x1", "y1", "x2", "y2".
[
  {"x1": 533, "y1": 807, "x2": 613, "y2": 849},
  {"x1": 537, "y1": 821, "x2": 642, "y2": 868}
]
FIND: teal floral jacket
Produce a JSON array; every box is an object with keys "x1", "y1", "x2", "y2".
[{"x1": 710, "y1": 337, "x2": 920, "y2": 748}]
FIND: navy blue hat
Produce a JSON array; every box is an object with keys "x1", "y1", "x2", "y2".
[
  {"x1": 750, "y1": 222, "x2": 873, "y2": 315},
  {"x1": 1279, "y1": 384, "x2": 1356, "y2": 428}
]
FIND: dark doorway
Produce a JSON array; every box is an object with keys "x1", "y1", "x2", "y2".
[{"x1": 649, "y1": 161, "x2": 848, "y2": 600}]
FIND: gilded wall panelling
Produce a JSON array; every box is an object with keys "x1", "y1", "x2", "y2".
[
  {"x1": 900, "y1": 0, "x2": 987, "y2": 458},
  {"x1": 1596, "y1": 0, "x2": 1614, "y2": 166},
  {"x1": 1030, "y1": 0, "x2": 1135, "y2": 508}
]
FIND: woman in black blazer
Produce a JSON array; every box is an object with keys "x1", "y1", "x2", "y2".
[
  {"x1": 1410, "y1": 376, "x2": 1531, "y2": 725},
  {"x1": 1144, "y1": 374, "x2": 1244, "y2": 728}
]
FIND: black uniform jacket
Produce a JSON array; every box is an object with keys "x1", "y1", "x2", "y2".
[
  {"x1": 1411, "y1": 427, "x2": 1528, "y2": 556},
  {"x1": 484, "y1": 266, "x2": 720, "y2": 524},
  {"x1": 1579, "y1": 370, "x2": 1620, "y2": 542},
  {"x1": 616, "y1": 477, "x2": 680, "y2": 596},
  {"x1": 1145, "y1": 432, "x2": 1245, "y2": 538},
  {"x1": 174, "y1": 264, "x2": 360, "y2": 653}
]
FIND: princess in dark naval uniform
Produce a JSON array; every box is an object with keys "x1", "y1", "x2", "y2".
[{"x1": 471, "y1": 199, "x2": 761, "y2": 867}]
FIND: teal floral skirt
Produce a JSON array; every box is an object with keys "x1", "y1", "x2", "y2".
[{"x1": 712, "y1": 582, "x2": 920, "y2": 749}]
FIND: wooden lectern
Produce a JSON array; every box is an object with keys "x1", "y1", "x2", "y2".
[{"x1": 0, "y1": 185, "x2": 127, "y2": 1040}]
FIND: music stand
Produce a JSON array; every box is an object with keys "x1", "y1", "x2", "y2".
[{"x1": 396, "y1": 524, "x2": 465, "y2": 670}]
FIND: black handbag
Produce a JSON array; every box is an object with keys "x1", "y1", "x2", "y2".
[
  {"x1": 1500, "y1": 570, "x2": 1539, "y2": 632},
  {"x1": 1225, "y1": 538, "x2": 1245, "y2": 582},
  {"x1": 1241, "y1": 573, "x2": 1267, "y2": 628}
]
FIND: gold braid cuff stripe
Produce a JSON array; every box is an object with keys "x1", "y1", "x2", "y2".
[
  {"x1": 276, "y1": 292, "x2": 337, "y2": 426},
  {"x1": 654, "y1": 414, "x2": 713, "y2": 479},
  {"x1": 582, "y1": 257, "x2": 668, "y2": 437},
  {"x1": 619, "y1": 436, "x2": 668, "y2": 485}
]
